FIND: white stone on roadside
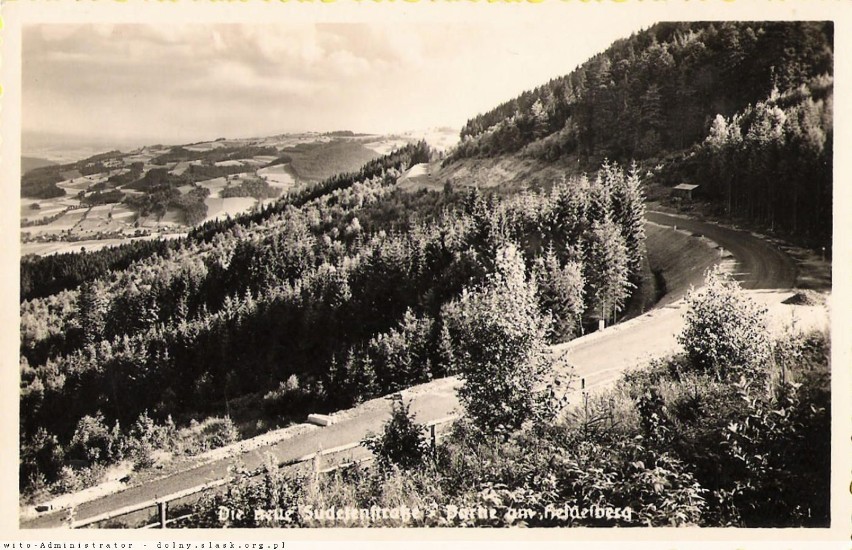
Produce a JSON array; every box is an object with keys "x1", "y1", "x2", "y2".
[{"x1": 307, "y1": 414, "x2": 335, "y2": 427}]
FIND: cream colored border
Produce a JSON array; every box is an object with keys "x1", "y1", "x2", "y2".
[{"x1": 2, "y1": 1, "x2": 850, "y2": 546}]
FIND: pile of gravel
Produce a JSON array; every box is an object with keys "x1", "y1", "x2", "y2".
[{"x1": 783, "y1": 290, "x2": 827, "y2": 306}]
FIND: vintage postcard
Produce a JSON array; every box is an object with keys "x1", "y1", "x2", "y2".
[{"x1": 1, "y1": 0, "x2": 849, "y2": 546}]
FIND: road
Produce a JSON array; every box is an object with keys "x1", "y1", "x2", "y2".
[
  {"x1": 645, "y1": 212, "x2": 796, "y2": 290},
  {"x1": 22, "y1": 211, "x2": 801, "y2": 529}
]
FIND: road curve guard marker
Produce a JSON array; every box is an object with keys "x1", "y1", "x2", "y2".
[{"x1": 307, "y1": 413, "x2": 335, "y2": 427}]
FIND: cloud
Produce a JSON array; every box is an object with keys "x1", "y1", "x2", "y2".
[{"x1": 23, "y1": 20, "x2": 650, "y2": 143}]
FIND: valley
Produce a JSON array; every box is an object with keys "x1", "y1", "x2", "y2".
[{"x1": 20, "y1": 130, "x2": 457, "y2": 257}]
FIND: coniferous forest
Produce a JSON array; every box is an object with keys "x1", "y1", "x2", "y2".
[
  {"x1": 21, "y1": 141, "x2": 646, "y2": 493},
  {"x1": 19, "y1": 21, "x2": 832, "y2": 527},
  {"x1": 450, "y1": 21, "x2": 832, "y2": 246}
]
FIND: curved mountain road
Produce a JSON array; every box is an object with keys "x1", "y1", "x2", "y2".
[
  {"x1": 645, "y1": 212, "x2": 796, "y2": 290},
  {"x1": 22, "y1": 211, "x2": 803, "y2": 529}
]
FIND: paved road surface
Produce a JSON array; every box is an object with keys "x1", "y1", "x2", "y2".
[
  {"x1": 21, "y1": 211, "x2": 800, "y2": 529},
  {"x1": 645, "y1": 212, "x2": 796, "y2": 290}
]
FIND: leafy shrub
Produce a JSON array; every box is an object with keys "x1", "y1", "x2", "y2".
[
  {"x1": 132, "y1": 441, "x2": 156, "y2": 472},
  {"x1": 365, "y1": 309, "x2": 436, "y2": 394},
  {"x1": 263, "y1": 375, "x2": 312, "y2": 417},
  {"x1": 130, "y1": 410, "x2": 172, "y2": 449},
  {"x1": 20, "y1": 428, "x2": 65, "y2": 491},
  {"x1": 51, "y1": 463, "x2": 109, "y2": 494},
  {"x1": 615, "y1": 329, "x2": 830, "y2": 527},
  {"x1": 363, "y1": 400, "x2": 429, "y2": 471},
  {"x1": 200, "y1": 416, "x2": 240, "y2": 450},
  {"x1": 52, "y1": 466, "x2": 82, "y2": 494},
  {"x1": 443, "y1": 244, "x2": 552, "y2": 434},
  {"x1": 191, "y1": 459, "x2": 304, "y2": 528},
  {"x1": 678, "y1": 266, "x2": 771, "y2": 379},
  {"x1": 718, "y1": 330, "x2": 830, "y2": 526},
  {"x1": 67, "y1": 412, "x2": 121, "y2": 464}
]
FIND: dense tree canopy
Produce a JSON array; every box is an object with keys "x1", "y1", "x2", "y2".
[
  {"x1": 451, "y1": 22, "x2": 831, "y2": 163},
  {"x1": 20, "y1": 154, "x2": 646, "y2": 494},
  {"x1": 446, "y1": 21, "x2": 832, "y2": 247},
  {"x1": 692, "y1": 80, "x2": 833, "y2": 246}
]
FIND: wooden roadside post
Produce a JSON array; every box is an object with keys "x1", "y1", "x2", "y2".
[
  {"x1": 64, "y1": 505, "x2": 76, "y2": 528},
  {"x1": 157, "y1": 501, "x2": 168, "y2": 529},
  {"x1": 312, "y1": 451, "x2": 321, "y2": 482}
]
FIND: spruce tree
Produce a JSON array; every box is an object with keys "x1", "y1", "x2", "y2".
[{"x1": 607, "y1": 161, "x2": 647, "y2": 282}]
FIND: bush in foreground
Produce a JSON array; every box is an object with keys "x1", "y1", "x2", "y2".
[
  {"x1": 678, "y1": 266, "x2": 771, "y2": 379},
  {"x1": 183, "y1": 325, "x2": 828, "y2": 528},
  {"x1": 362, "y1": 399, "x2": 429, "y2": 472},
  {"x1": 443, "y1": 244, "x2": 553, "y2": 435}
]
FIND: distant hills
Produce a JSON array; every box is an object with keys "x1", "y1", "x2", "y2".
[
  {"x1": 19, "y1": 129, "x2": 459, "y2": 257},
  {"x1": 21, "y1": 156, "x2": 57, "y2": 175}
]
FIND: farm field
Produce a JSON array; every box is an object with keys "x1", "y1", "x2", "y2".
[
  {"x1": 137, "y1": 208, "x2": 184, "y2": 228},
  {"x1": 204, "y1": 196, "x2": 258, "y2": 222},
  {"x1": 257, "y1": 164, "x2": 296, "y2": 188},
  {"x1": 108, "y1": 204, "x2": 137, "y2": 221},
  {"x1": 21, "y1": 200, "x2": 66, "y2": 223},
  {"x1": 362, "y1": 137, "x2": 411, "y2": 156},
  {"x1": 238, "y1": 158, "x2": 268, "y2": 167},
  {"x1": 21, "y1": 233, "x2": 186, "y2": 257},
  {"x1": 196, "y1": 177, "x2": 229, "y2": 198},
  {"x1": 56, "y1": 177, "x2": 92, "y2": 193},
  {"x1": 20, "y1": 131, "x2": 449, "y2": 254},
  {"x1": 42, "y1": 208, "x2": 88, "y2": 232},
  {"x1": 112, "y1": 204, "x2": 136, "y2": 221},
  {"x1": 171, "y1": 162, "x2": 192, "y2": 176},
  {"x1": 76, "y1": 204, "x2": 116, "y2": 230},
  {"x1": 183, "y1": 142, "x2": 227, "y2": 152},
  {"x1": 21, "y1": 224, "x2": 66, "y2": 238},
  {"x1": 124, "y1": 153, "x2": 157, "y2": 163},
  {"x1": 288, "y1": 140, "x2": 380, "y2": 183}
]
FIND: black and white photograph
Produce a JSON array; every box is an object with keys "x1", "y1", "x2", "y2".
[{"x1": 3, "y1": 2, "x2": 847, "y2": 539}]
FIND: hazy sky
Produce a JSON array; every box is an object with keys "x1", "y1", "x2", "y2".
[{"x1": 24, "y1": 21, "x2": 648, "y2": 146}]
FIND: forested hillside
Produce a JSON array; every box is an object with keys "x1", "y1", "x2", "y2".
[
  {"x1": 20, "y1": 136, "x2": 645, "y2": 495},
  {"x1": 20, "y1": 143, "x2": 432, "y2": 302},
  {"x1": 448, "y1": 21, "x2": 833, "y2": 246}
]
